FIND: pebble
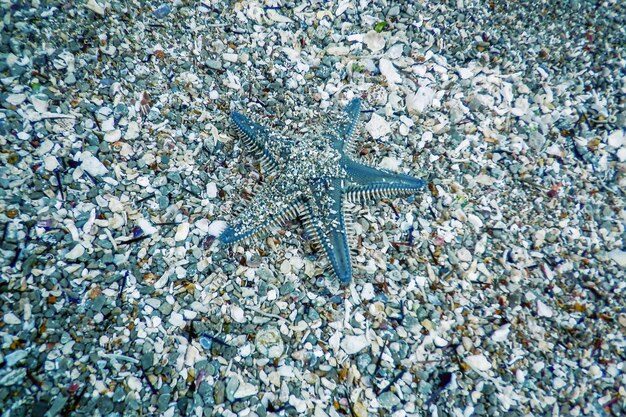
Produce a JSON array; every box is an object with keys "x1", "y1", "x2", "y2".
[
  {"x1": 174, "y1": 222, "x2": 190, "y2": 241},
  {"x1": 230, "y1": 305, "x2": 246, "y2": 323},
  {"x1": 379, "y1": 59, "x2": 401, "y2": 84},
  {"x1": 406, "y1": 86, "x2": 435, "y2": 114},
  {"x1": 606, "y1": 249, "x2": 626, "y2": 267},
  {"x1": 365, "y1": 114, "x2": 391, "y2": 139},
  {"x1": 537, "y1": 300, "x2": 554, "y2": 318},
  {"x1": 3, "y1": 312, "x2": 21, "y2": 325},
  {"x1": 341, "y1": 334, "x2": 370, "y2": 355},
  {"x1": 79, "y1": 151, "x2": 108, "y2": 177},
  {"x1": 234, "y1": 382, "x2": 258, "y2": 399},
  {"x1": 65, "y1": 243, "x2": 85, "y2": 260},
  {"x1": 255, "y1": 327, "x2": 284, "y2": 358},
  {"x1": 43, "y1": 155, "x2": 59, "y2": 171},
  {"x1": 465, "y1": 354, "x2": 492, "y2": 372},
  {"x1": 168, "y1": 311, "x2": 185, "y2": 327},
  {"x1": 363, "y1": 30, "x2": 385, "y2": 51}
]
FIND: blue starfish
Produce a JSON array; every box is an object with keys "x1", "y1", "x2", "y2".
[{"x1": 220, "y1": 99, "x2": 425, "y2": 283}]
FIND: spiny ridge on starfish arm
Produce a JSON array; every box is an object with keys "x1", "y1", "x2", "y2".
[{"x1": 220, "y1": 98, "x2": 425, "y2": 283}]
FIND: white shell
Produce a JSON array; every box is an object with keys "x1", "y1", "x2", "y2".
[
  {"x1": 465, "y1": 354, "x2": 492, "y2": 372},
  {"x1": 365, "y1": 114, "x2": 391, "y2": 139}
]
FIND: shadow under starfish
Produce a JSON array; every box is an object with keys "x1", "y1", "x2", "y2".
[{"x1": 220, "y1": 98, "x2": 425, "y2": 284}]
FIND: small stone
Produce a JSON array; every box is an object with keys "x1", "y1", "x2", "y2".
[
  {"x1": 606, "y1": 249, "x2": 626, "y2": 267},
  {"x1": 379, "y1": 58, "x2": 401, "y2": 84},
  {"x1": 223, "y1": 53, "x2": 238, "y2": 63},
  {"x1": 230, "y1": 305, "x2": 246, "y2": 323},
  {"x1": 4, "y1": 350, "x2": 27, "y2": 367},
  {"x1": 168, "y1": 311, "x2": 185, "y2": 327},
  {"x1": 255, "y1": 326, "x2": 284, "y2": 358},
  {"x1": 363, "y1": 30, "x2": 385, "y2": 51},
  {"x1": 7, "y1": 94, "x2": 26, "y2": 106},
  {"x1": 43, "y1": 155, "x2": 59, "y2": 171},
  {"x1": 207, "y1": 60, "x2": 222, "y2": 70},
  {"x1": 234, "y1": 382, "x2": 258, "y2": 399},
  {"x1": 465, "y1": 354, "x2": 492, "y2": 372},
  {"x1": 457, "y1": 67, "x2": 473, "y2": 79},
  {"x1": 341, "y1": 334, "x2": 370, "y2": 355},
  {"x1": 365, "y1": 114, "x2": 391, "y2": 139},
  {"x1": 378, "y1": 392, "x2": 401, "y2": 410},
  {"x1": 206, "y1": 182, "x2": 218, "y2": 198},
  {"x1": 174, "y1": 222, "x2": 190, "y2": 241},
  {"x1": 225, "y1": 377, "x2": 239, "y2": 402},
  {"x1": 65, "y1": 244, "x2": 85, "y2": 260},
  {"x1": 406, "y1": 86, "x2": 435, "y2": 114},
  {"x1": 104, "y1": 129, "x2": 121, "y2": 143},
  {"x1": 457, "y1": 248, "x2": 472, "y2": 262},
  {"x1": 537, "y1": 300, "x2": 553, "y2": 318},
  {"x1": 361, "y1": 283, "x2": 375, "y2": 300},
  {"x1": 491, "y1": 324, "x2": 510, "y2": 342},
  {"x1": 154, "y1": 4, "x2": 171, "y2": 18},
  {"x1": 127, "y1": 376, "x2": 142, "y2": 391},
  {"x1": 3, "y1": 312, "x2": 21, "y2": 325},
  {"x1": 80, "y1": 151, "x2": 108, "y2": 177}
]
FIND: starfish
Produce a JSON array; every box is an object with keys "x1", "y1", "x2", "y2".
[{"x1": 220, "y1": 98, "x2": 425, "y2": 283}]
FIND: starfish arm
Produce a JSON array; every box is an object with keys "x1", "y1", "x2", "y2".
[
  {"x1": 302, "y1": 180, "x2": 353, "y2": 283},
  {"x1": 231, "y1": 111, "x2": 284, "y2": 175},
  {"x1": 334, "y1": 98, "x2": 361, "y2": 152},
  {"x1": 343, "y1": 158, "x2": 425, "y2": 201},
  {"x1": 219, "y1": 177, "x2": 302, "y2": 244}
]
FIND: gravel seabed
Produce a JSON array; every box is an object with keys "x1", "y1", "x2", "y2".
[{"x1": 1, "y1": 1, "x2": 625, "y2": 416}]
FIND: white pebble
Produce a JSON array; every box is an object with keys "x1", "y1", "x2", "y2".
[
  {"x1": 406, "y1": 86, "x2": 435, "y2": 114},
  {"x1": 43, "y1": 155, "x2": 59, "y2": 171},
  {"x1": 223, "y1": 53, "x2": 238, "y2": 63},
  {"x1": 553, "y1": 377, "x2": 566, "y2": 390},
  {"x1": 137, "y1": 218, "x2": 158, "y2": 235},
  {"x1": 79, "y1": 151, "x2": 108, "y2": 177},
  {"x1": 457, "y1": 248, "x2": 472, "y2": 262},
  {"x1": 108, "y1": 197, "x2": 124, "y2": 213},
  {"x1": 206, "y1": 182, "x2": 218, "y2": 198},
  {"x1": 491, "y1": 324, "x2": 510, "y2": 342},
  {"x1": 607, "y1": 130, "x2": 625, "y2": 148},
  {"x1": 537, "y1": 300, "x2": 553, "y2": 318},
  {"x1": 457, "y1": 67, "x2": 473, "y2": 79},
  {"x1": 255, "y1": 326, "x2": 284, "y2": 358},
  {"x1": 175, "y1": 222, "x2": 190, "y2": 241},
  {"x1": 365, "y1": 114, "x2": 391, "y2": 139},
  {"x1": 126, "y1": 121, "x2": 140, "y2": 140},
  {"x1": 341, "y1": 334, "x2": 370, "y2": 355},
  {"x1": 168, "y1": 311, "x2": 185, "y2": 327},
  {"x1": 30, "y1": 94, "x2": 49, "y2": 113},
  {"x1": 3, "y1": 312, "x2": 21, "y2": 325},
  {"x1": 7, "y1": 93, "x2": 26, "y2": 106},
  {"x1": 465, "y1": 354, "x2": 492, "y2": 372},
  {"x1": 101, "y1": 117, "x2": 115, "y2": 132},
  {"x1": 231, "y1": 305, "x2": 246, "y2": 323},
  {"x1": 361, "y1": 283, "x2": 375, "y2": 300},
  {"x1": 363, "y1": 30, "x2": 385, "y2": 51},
  {"x1": 65, "y1": 244, "x2": 85, "y2": 260},
  {"x1": 126, "y1": 376, "x2": 142, "y2": 391},
  {"x1": 379, "y1": 156, "x2": 401, "y2": 171},
  {"x1": 607, "y1": 249, "x2": 626, "y2": 267},
  {"x1": 195, "y1": 218, "x2": 210, "y2": 234},
  {"x1": 379, "y1": 58, "x2": 401, "y2": 84},
  {"x1": 234, "y1": 382, "x2": 259, "y2": 399},
  {"x1": 104, "y1": 129, "x2": 121, "y2": 143}
]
